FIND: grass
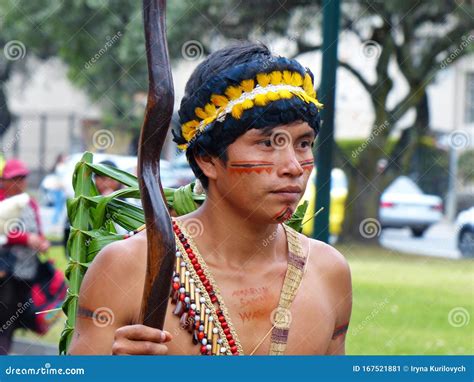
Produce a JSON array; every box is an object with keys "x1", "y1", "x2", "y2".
[{"x1": 14, "y1": 244, "x2": 474, "y2": 355}]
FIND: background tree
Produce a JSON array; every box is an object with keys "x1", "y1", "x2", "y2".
[{"x1": 1, "y1": 0, "x2": 473, "y2": 241}]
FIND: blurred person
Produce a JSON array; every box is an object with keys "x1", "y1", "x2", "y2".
[
  {"x1": 94, "y1": 160, "x2": 122, "y2": 195},
  {"x1": 50, "y1": 153, "x2": 67, "y2": 226},
  {"x1": 0, "y1": 159, "x2": 50, "y2": 354}
]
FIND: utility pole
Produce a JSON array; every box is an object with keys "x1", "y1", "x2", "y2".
[{"x1": 313, "y1": 0, "x2": 341, "y2": 243}]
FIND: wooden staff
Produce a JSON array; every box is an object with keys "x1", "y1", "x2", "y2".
[{"x1": 138, "y1": 0, "x2": 175, "y2": 330}]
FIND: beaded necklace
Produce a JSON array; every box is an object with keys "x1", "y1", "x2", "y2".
[{"x1": 170, "y1": 218, "x2": 309, "y2": 355}]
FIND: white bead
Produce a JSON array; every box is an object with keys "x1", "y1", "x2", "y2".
[
  {"x1": 200, "y1": 297, "x2": 205, "y2": 303},
  {"x1": 220, "y1": 347, "x2": 226, "y2": 353},
  {"x1": 189, "y1": 279, "x2": 194, "y2": 284},
  {"x1": 173, "y1": 277, "x2": 179, "y2": 282},
  {"x1": 199, "y1": 325, "x2": 204, "y2": 331},
  {"x1": 201, "y1": 338, "x2": 207, "y2": 345},
  {"x1": 185, "y1": 271, "x2": 190, "y2": 276},
  {"x1": 217, "y1": 338, "x2": 222, "y2": 344},
  {"x1": 190, "y1": 304, "x2": 196, "y2": 310},
  {"x1": 180, "y1": 261, "x2": 186, "y2": 267},
  {"x1": 176, "y1": 252, "x2": 181, "y2": 257},
  {"x1": 196, "y1": 288, "x2": 201, "y2": 293},
  {"x1": 129, "y1": 231, "x2": 134, "y2": 236},
  {"x1": 205, "y1": 308, "x2": 210, "y2": 314},
  {"x1": 179, "y1": 287, "x2": 185, "y2": 293},
  {"x1": 184, "y1": 297, "x2": 190, "y2": 303},
  {"x1": 213, "y1": 327, "x2": 218, "y2": 334},
  {"x1": 206, "y1": 344, "x2": 212, "y2": 350}
]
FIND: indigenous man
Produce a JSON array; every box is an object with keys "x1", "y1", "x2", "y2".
[{"x1": 69, "y1": 42, "x2": 352, "y2": 355}]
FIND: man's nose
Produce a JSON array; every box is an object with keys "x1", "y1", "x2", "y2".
[{"x1": 276, "y1": 146, "x2": 304, "y2": 177}]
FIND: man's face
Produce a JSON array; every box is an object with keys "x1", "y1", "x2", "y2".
[{"x1": 211, "y1": 121, "x2": 315, "y2": 224}]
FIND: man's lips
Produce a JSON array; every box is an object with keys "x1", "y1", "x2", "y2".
[{"x1": 270, "y1": 186, "x2": 302, "y2": 202}]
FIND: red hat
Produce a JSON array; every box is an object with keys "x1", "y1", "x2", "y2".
[{"x1": 2, "y1": 159, "x2": 30, "y2": 179}]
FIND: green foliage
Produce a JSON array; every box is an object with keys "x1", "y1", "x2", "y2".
[
  {"x1": 59, "y1": 151, "x2": 308, "y2": 354},
  {"x1": 459, "y1": 149, "x2": 474, "y2": 185}
]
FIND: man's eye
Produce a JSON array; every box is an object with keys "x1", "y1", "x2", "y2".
[
  {"x1": 299, "y1": 140, "x2": 312, "y2": 148},
  {"x1": 258, "y1": 140, "x2": 273, "y2": 147}
]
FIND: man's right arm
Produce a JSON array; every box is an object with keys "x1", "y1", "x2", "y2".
[{"x1": 67, "y1": 239, "x2": 172, "y2": 355}]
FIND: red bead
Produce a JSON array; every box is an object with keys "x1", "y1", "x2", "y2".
[
  {"x1": 232, "y1": 352, "x2": 239, "y2": 356},
  {"x1": 221, "y1": 322, "x2": 228, "y2": 329},
  {"x1": 205, "y1": 285, "x2": 212, "y2": 292},
  {"x1": 216, "y1": 309, "x2": 222, "y2": 315},
  {"x1": 211, "y1": 295, "x2": 218, "y2": 303},
  {"x1": 202, "y1": 279, "x2": 210, "y2": 286},
  {"x1": 218, "y1": 316, "x2": 226, "y2": 323},
  {"x1": 196, "y1": 269, "x2": 204, "y2": 276},
  {"x1": 199, "y1": 275, "x2": 206, "y2": 281},
  {"x1": 228, "y1": 339, "x2": 235, "y2": 346},
  {"x1": 224, "y1": 328, "x2": 231, "y2": 335},
  {"x1": 198, "y1": 331, "x2": 205, "y2": 340},
  {"x1": 226, "y1": 334, "x2": 233, "y2": 341},
  {"x1": 194, "y1": 264, "x2": 201, "y2": 271},
  {"x1": 191, "y1": 258, "x2": 198, "y2": 265},
  {"x1": 230, "y1": 346, "x2": 238, "y2": 353},
  {"x1": 189, "y1": 310, "x2": 195, "y2": 316},
  {"x1": 200, "y1": 345, "x2": 207, "y2": 354},
  {"x1": 188, "y1": 253, "x2": 195, "y2": 260},
  {"x1": 186, "y1": 248, "x2": 192, "y2": 254},
  {"x1": 179, "y1": 294, "x2": 185, "y2": 301},
  {"x1": 172, "y1": 282, "x2": 180, "y2": 290}
]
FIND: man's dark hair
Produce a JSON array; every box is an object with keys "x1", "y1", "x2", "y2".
[{"x1": 173, "y1": 41, "x2": 320, "y2": 189}]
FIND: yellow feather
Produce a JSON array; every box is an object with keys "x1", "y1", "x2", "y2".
[
  {"x1": 254, "y1": 94, "x2": 268, "y2": 106},
  {"x1": 231, "y1": 103, "x2": 244, "y2": 119},
  {"x1": 195, "y1": 107, "x2": 208, "y2": 120},
  {"x1": 267, "y1": 91, "x2": 279, "y2": 101},
  {"x1": 241, "y1": 79, "x2": 255, "y2": 92},
  {"x1": 283, "y1": 70, "x2": 292, "y2": 84},
  {"x1": 211, "y1": 94, "x2": 229, "y2": 107},
  {"x1": 278, "y1": 90, "x2": 292, "y2": 99},
  {"x1": 241, "y1": 99, "x2": 254, "y2": 110},
  {"x1": 182, "y1": 121, "x2": 198, "y2": 141},
  {"x1": 178, "y1": 143, "x2": 188, "y2": 150},
  {"x1": 270, "y1": 71, "x2": 282, "y2": 85},
  {"x1": 291, "y1": 72, "x2": 303, "y2": 87},
  {"x1": 256, "y1": 73, "x2": 270, "y2": 87},
  {"x1": 204, "y1": 103, "x2": 217, "y2": 116},
  {"x1": 303, "y1": 73, "x2": 316, "y2": 98},
  {"x1": 225, "y1": 86, "x2": 243, "y2": 100}
]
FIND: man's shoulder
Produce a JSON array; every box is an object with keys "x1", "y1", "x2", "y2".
[
  {"x1": 87, "y1": 231, "x2": 147, "y2": 284},
  {"x1": 295, "y1": 231, "x2": 351, "y2": 281}
]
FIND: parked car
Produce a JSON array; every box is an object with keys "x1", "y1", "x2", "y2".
[
  {"x1": 379, "y1": 176, "x2": 443, "y2": 237},
  {"x1": 299, "y1": 168, "x2": 348, "y2": 238},
  {"x1": 456, "y1": 207, "x2": 474, "y2": 258}
]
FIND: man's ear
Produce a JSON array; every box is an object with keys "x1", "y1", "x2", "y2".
[{"x1": 195, "y1": 155, "x2": 220, "y2": 181}]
